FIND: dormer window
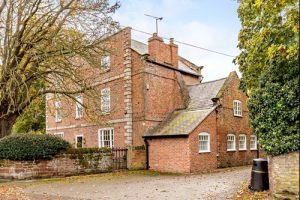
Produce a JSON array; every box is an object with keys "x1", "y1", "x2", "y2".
[
  {"x1": 233, "y1": 100, "x2": 242, "y2": 117},
  {"x1": 101, "y1": 55, "x2": 110, "y2": 70}
]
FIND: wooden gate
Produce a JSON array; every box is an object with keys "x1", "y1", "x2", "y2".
[{"x1": 112, "y1": 148, "x2": 127, "y2": 170}]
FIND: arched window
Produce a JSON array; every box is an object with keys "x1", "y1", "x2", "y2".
[
  {"x1": 227, "y1": 134, "x2": 236, "y2": 151},
  {"x1": 239, "y1": 134, "x2": 247, "y2": 150},
  {"x1": 199, "y1": 132, "x2": 210, "y2": 153}
]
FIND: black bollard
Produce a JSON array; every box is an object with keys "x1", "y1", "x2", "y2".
[{"x1": 249, "y1": 158, "x2": 269, "y2": 191}]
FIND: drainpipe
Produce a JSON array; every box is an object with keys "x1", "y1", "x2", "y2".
[
  {"x1": 144, "y1": 137, "x2": 149, "y2": 170},
  {"x1": 257, "y1": 134, "x2": 260, "y2": 158}
]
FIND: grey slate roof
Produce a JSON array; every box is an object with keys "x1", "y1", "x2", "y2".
[
  {"x1": 144, "y1": 77, "x2": 227, "y2": 137},
  {"x1": 187, "y1": 78, "x2": 227, "y2": 110},
  {"x1": 144, "y1": 108, "x2": 215, "y2": 137},
  {"x1": 131, "y1": 39, "x2": 148, "y2": 55},
  {"x1": 131, "y1": 39, "x2": 200, "y2": 76}
]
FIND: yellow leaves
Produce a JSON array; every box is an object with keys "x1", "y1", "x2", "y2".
[
  {"x1": 254, "y1": 0, "x2": 263, "y2": 8},
  {"x1": 266, "y1": 44, "x2": 287, "y2": 59}
]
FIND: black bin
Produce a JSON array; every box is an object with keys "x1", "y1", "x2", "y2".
[{"x1": 249, "y1": 158, "x2": 269, "y2": 191}]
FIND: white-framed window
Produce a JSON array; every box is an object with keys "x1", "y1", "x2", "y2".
[
  {"x1": 101, "y1": 55, "x2": 110, "y2": 70},
  {"x1": 75, "y1": 95, "x2": 83, "y2": 119},
  {"x1": 239, "y1": 134, "x2": 247, "y2": 150},
  {"x1": 55, "y1": 101, "x2": 62, "y2": 122},
  {"x1": 250, "y1": 135, "x2": 257, "y2": 150},
  {"x1": 233, "y1": 100, "x2": 242, "y2": 117},
  {"x1": 227, "y1": 134, "x2": 236, "y2": 151},
  {"x1": 75, "y1": 135, "x2": 84, "y2": 148},
  {"x1": 101, "y1": 88, "x2": 110, "y2": 113},
  {"x1": 54, "y1": 132, "x2": 64, "y2": 138},
  {"x1": 98, "y1": 128, "x2": 114, "y2": 148},
  {"x1": 199, "y1": 132, "x2": 210, "y2": 153}
]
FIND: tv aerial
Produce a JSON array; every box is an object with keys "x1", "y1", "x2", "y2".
[{"x1": 144, "y1": 14, "x2": 163, "y2": 34}]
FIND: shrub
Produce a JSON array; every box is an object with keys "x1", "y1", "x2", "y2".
[
  {"x1": 248, "y1": 53, "x2": 299, "y2": 156},
  {"x1": 65, "y1": 147, "x2": 112, "y2": 155},
  {"x1": 0, "y1": 134, "x2": 71, "y2": 160}
]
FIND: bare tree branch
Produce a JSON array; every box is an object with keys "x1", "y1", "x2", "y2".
[{"x1": 0, "y1": 0, "x2": 120, "y2": 136}]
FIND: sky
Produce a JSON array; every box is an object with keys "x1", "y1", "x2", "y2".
[{"x1": 112, "y1": 0, "x2": 241, "y2": 81}]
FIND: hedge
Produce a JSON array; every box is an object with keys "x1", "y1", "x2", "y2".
[
  {"x1": 0, "y1": 134, "x2": 71, "y2": 160},
  {"x1": 65, "y1": 147, "x2": 112, "y2": 154}
]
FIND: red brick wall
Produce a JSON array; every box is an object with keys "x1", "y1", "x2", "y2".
[
  {"x1": 46, "y1": 28, "x2": 131, "y2": 148},
  {"x1": 216, "y1": 73, "x2": 257, "y2": 167},
  {"x1": 148, "y1": 33, "x2": 178, "y2": 67},
  {"x1": 47, "y1": 122, "x2": 126, "y2": 148},
  {"x1": 148, "y1": 137, "x2": 190, "y2": 173},
  {"x1": 0, "y1": 153, "x2": 112, "y2": 180},
  {"x1": 182, "y1": 74, "x2": 200, "y2": 85},
  {"x1": 131, "y1": 51, "x2": 187, "y2": 146},
  {"x1": 188, "y1": 111, "x2": 218, "y2": 173}
]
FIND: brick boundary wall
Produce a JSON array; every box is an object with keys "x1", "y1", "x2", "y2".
[
  {"x1": 0, "y1": 152, "x2": 113, "y2": 180},
  {"x1": 268, "y1": 151, "x2": 299, "y2": 199},
  {"x1": 127, "y1": 146, "x2": 146, "y2": 170}
]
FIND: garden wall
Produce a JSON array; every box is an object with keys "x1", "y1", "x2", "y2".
[
  {"x1": 268, "y1": 151, "x2": 299, "y2": 199},
  {"x1": 127, "y1": 145, "x2": 146, "y2": 170},
  {"x1": 0, "y1": 152, "x2": 112, "y2": 180}
]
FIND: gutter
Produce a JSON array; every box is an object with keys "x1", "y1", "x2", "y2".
[
  {"x1": 143, "y1": 134, "x2": 188, "y2": 139},
  {"x1": 145, "y1": 58, "x2": 200, "y2": 77}
]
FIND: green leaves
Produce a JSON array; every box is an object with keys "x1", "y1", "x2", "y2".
[
  {"x1": 0, "y1": 134, "x2": 71, "y2": 160},
  {"x1": 237, "y1": 0, "x2": 299, "y2": 155},
  {"x1": 248, "y1": 53, "x2": 299, "y2": 156},
  {"x1": 236, "y1": 0, "x2": 299, "y2": 92},
  {"x1": 12, "y1": 96, "x2": 45, "y2": 134}
]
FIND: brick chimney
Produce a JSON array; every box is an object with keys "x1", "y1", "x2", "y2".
[{"x1": 148, "y1": 33, "x2": 178, "y2": 68}]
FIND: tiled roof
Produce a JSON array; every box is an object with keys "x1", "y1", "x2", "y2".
[
  {"x1": 131, "y1": 39, "x2": 200, "y2": 76},
  {"x1": 144, "y1": 77, "x2": 227, "y2": 137},
  {"x1": 144, "y1": 108, "x2": 215, "y2": 137},
  {"x1": 131, "y1": 39, "x2": 148, "y2": 55},
  {"x1": 187, "y1": 78, "x2": 226, "y2": 110}
]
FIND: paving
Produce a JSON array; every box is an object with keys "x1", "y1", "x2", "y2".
[{"x1": 0, "y1": 166, "x2": 251, "y2": 200}]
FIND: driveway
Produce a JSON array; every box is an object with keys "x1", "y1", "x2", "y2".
[{"x1": 0, "y1": 166, "x2": 251, "y2": 200}]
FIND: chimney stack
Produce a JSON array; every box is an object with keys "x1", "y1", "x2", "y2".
[{"x1": 148, "y1": 33, "x2": 178, "y2": 68}]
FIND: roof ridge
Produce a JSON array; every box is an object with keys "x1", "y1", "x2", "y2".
[
  {"x1": 131, "y1": 39, "x2": 146, "y2": 45},
  {"x1": 188, "y1": 77, "x2": 227, "y2": 86}
]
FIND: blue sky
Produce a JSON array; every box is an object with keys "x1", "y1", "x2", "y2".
[{"x1": 112, "y1": 0, "x2": 241, "y2": 81}]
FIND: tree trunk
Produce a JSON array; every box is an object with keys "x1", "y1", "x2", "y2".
[{"x1": 0, "y1": 115, "x2": 18, "y2": 138}]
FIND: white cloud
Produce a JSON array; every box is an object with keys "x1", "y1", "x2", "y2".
[{"x1": 113, "y1": 0, "x2": 240, "y2": 81}]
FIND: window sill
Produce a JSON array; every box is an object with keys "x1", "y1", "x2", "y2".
[
  {"x1": 233, "y1": 115, "x2": 243, "y2": 118},
  {"x1": 75, "y1": 116, "x2": 83, "y2": 120},
  {"x1": 250, "y1": 149, "x2": 258, "y2": 151},
  {"x1": 55, "y1": 120, "x2": 62, "y2": 123},
  {"x1": 100, "y1": 68, "x2": 111, "y2": 73},
  {"x1": 239, "y1": 149, "x2": 247, "y2": 151},
  {"x1": 199, "y1": 151, "x2": 211, "y2": 154},
  {"x1": 101, "y1": 112, "x2": 110, "y2": 116},
  {"x1": 227, "y1": 149, "x2": 236, "y2": 152}
]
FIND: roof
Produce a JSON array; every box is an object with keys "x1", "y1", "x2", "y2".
[
  {"x1": 144, "y1": 108, "x2": 215, "y2": 137},
  {"x1": 144, "y1": 77, "x2": 228, "y2": 138},
  {"x1": 187, "y1": 78, "x2": 227, "y2": 110},
  {"x1": 131, "y1": 39, "x2": 200, "y2": 76}
]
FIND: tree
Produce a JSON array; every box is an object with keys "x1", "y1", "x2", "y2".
[
  {"x1": 0, "y1": 0, "x2": 120, "y2": 137},
  {"x1": 12, "y1": 96, "x2": 45, "y2": 134},
  {"x1": 236, "y1": 0, "x2": 299, "y2": 155}
]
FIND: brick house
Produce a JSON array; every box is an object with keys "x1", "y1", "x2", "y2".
[
  {"x1": 144, "y1": 72, "x2": 258, "y2": 173},
  {"x1": 46, "y1": 27, "x2": 258, "y2": 171}
]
